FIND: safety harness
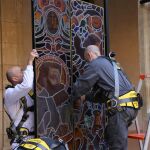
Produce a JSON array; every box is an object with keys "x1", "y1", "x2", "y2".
[
  {"x1": 107, "y1": 52, "x2": 143, "y2": 112},
  {"x1": 18, "y1": 137, "x2": 68, "y2": 150},
  {"x1": 91, "y1": 53, "x2": 143, "y2": 114},
  {"x1": 4, "y1": 85, "x2": 35, "y2": 144}
]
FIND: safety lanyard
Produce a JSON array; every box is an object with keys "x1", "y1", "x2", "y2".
[
  {"x1": 108, "y1": 52, "x2": 120, "y2": 98},
  {"x1": 112, "y1": 61, "x2": 119, "y2": 98}
]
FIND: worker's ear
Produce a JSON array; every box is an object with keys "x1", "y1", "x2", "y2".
[
  {"x1": 12, "y1": 76, "x2": 18, "y2": 82},
  {"x1": 88, "y1": 51, "x2": 93, "y2": 61}
]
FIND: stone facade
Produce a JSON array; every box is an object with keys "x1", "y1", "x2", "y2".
[{"x1": 0, "y1": 0, "x2": 32, "y2": 149}]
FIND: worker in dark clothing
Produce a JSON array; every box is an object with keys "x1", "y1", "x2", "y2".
[{"x1": 72, "y1": 45, "x2": 141, "y2": 150}]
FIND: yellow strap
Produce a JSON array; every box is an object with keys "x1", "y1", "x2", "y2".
[
  {"x1": 20, "y1": 127, "x2": 29, "y2": 133},
  {"x1": 20, "y1": 144, "x2": 37, "y2": 149},
  {"x1": 19, "y1": 127, "x2": 29, "y2": 137},
  {"x1": 20, "y1": 138, "x2": 51, "y2": 150},
  {"x1": 119, "y1": 101, "x2": 139, "y2": 108},
  {"x1": 119, "y1": 91, "x2": 137, "y2": 99},
  {"x1": 28, "y1": 89, "x2": 34, "y2": 97},
  {"x1": 119, "y1": 91, "x2": 138, "y2": 108}
]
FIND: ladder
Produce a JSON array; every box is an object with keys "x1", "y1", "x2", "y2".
[{"x1": 128, "y1": 74, "x2": 150, "y2": 150}]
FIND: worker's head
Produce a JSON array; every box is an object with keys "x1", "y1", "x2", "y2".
[
  {"x1": 6, "y1": 66, "x2": 23, "y2": 86},
  {"x1": 84, "y1": 45, "x2": 101, "y2": 62}
]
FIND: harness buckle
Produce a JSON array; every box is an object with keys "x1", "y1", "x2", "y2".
[
  {"x1": 6, "y1": 127, "x2": 15, "y2": 139},
  {"x1": 106, "y1": 98, "x2": 125, "y2": 116},
  {"x1": 19, "y1": 127, "x2": 29, "y2": 137},
  {"x1": 107, "y1": 98, "x2": 118, "y2": 109}
]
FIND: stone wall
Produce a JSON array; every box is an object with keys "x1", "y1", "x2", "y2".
[{"x1": 0, "y1": 0, "x2": 32, "y2": 149}]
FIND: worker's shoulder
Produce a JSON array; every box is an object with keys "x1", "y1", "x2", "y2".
[
  {"x1": 4, "y1": 87, "x2": 14, "y2": 97},
  {"x1": 91, "y1": 56, "x2": 111, "y2": 66}
]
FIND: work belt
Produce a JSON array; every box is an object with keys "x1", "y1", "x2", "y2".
[{"x1": 106, "y1": 91, "x2": 143, "y2": 112}]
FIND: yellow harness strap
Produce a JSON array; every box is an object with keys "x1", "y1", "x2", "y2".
[
  {"x1": 20, "y1": 138, "x2": 51, "y2": 150},
  {"x1": 28, "y1": 89, "x2": 34, "y2": 97},
  {"x1": 19, "y1": 127, "x2": 29, "y2": 137},
  {"x1": 119, "y1": 91, "x2": 138, "y2": 108}
]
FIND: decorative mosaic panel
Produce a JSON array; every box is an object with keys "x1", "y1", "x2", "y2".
[{"x1": 34, "y1": 0, "x2": 107, "y2": 149}]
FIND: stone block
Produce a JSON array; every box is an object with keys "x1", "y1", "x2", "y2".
[
  {"x1": 2, "y1": 43, "x2": 18, "y2": 65},
  {"x1": 1, "y1": 0, "x2": 17, "y2": 22},
  {"x1": 2, "y1": 22, "x2": 17, "y2": 44}
]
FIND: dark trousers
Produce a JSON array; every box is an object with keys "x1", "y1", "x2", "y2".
[{"x1": 105, "y1": 107, "x2": 138, "y2": 150}]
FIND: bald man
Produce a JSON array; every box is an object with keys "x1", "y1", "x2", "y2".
[
  {"x1": 72, "y1": 45, "x2": 139, "y2": 150},
  {"x1": 4, "y1": 49, "x2": 38, "y2": 150}
]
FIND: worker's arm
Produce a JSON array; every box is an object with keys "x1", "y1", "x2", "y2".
[
  {"x1": 4, "y1": 49, "x2": 38, "y2": 105},
  {"x1": 4, "y1": 65, "x2": 34, "y2": 105},
  {"x1": 72, "y1": 63, "x2": 99, "y2": 102}
]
